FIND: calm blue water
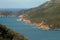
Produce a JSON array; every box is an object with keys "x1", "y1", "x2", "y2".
[{"x1": 0, "y1": 17, "x2": 60, "y2": 40}]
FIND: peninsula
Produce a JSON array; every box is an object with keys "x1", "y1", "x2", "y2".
[{"x1": 18, "y1": 0, "x2": 60, "y2": 30}]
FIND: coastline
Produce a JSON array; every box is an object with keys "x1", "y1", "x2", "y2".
[
  {"x1": 18, "y1": 15, "x2": 51, "y2": 30},
  {"x1": 18, "y1": 15, "x2": 60, "y2": 30}
]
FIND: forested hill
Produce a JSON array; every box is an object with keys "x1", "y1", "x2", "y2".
[{"x1": 18, "y1": 0, "x2": 60, "y2": 29}]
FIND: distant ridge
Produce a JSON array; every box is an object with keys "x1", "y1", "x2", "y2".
[
  {"x1": 0, "y1": 8, "x2": 28, "y2": 17},
  {"x1": 0, "y1": 8, "x2": 26, "y2": 12}
]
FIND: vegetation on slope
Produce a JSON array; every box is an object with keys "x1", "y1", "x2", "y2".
[
  {"x1": 0, "y1": 24, "x2": 28, "y2": 40},
  {"x1": 19, "y1": 0, "x2": 60, "y2": 29}
]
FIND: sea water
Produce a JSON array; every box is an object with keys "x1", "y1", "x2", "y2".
[{"x1": 0, "y1": 17, "x2": 60, "y2": 40}]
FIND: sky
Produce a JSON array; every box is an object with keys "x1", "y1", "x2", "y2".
[{"x1": 0, "y1": 0, "x2": 49, "y2": 8}]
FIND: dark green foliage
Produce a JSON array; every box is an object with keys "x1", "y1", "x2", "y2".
[{"x1": 0, "y1": 24, "x2": 28, "y2": 40}]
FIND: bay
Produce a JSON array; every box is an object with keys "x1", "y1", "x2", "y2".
[{"x1": 0, "y1": 17, "x2": 60, "y2": 40}]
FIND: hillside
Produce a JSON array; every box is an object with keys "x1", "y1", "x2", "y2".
[
  {"x1": 0, "y1": 24, "x2": 28, "y2": 40},
  {"x1": 19, "y1": 0, "x2": 60, "y2": 30}
]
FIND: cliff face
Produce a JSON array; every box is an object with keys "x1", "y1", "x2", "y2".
[
  {"x1": 18, "y1": 0, "x2": 60, "y2": 30},
  {"x1": 0, "y1": 24, "x2": 28, "y2": 40}
]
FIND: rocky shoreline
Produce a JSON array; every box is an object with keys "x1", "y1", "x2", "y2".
[
  {"x1": 18, "y1": 15, "x2": 51, "y2": 30},
  {"x1": 18, "y1": 15, "x2": 60, "y2": 30}
]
